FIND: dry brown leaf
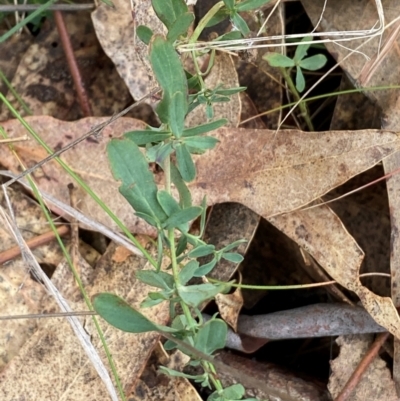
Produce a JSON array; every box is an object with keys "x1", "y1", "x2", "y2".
[
  {"x1": 128, "y1": 345, "x2": 201, "y2": 401},
  {"x1": 1, "y1": 116, "x2": 154, "y2": 235},
  {"x1": 1, "y1": 116, "x2": 399, "y2": 237},
  {"x1": 185, "y1": 51, "x2": 242, "y2": 128},
  {"x1": 268, "y1": 204, "x2": 400, "y2": 339},
  {"x1": 301, "y1": 0, "x2": 400, "y2": 119},
  {"x1": 328, "y1": 335, "x2": 398, "y2": 401},
  {"x1": 202, "y1": 203, "x2": 258, "y2": 283},
  {"x1": 0, "y1": 242, "x2": 169, "y2": 400},
  {"x1": 298, "y1": 8, "x2": 400, "y2": 379},
  {"x1": 235, "y1": 5, "x2": 283, "y2": 128},
  {"x1": 215, "y1": 286, "x2": 244, "y2": 331},
  {"x1": 91, "y1": 0, "x2": 163, "y2": 101},
  {"x1": 191, "y1": 127, "x2": 400, "y2": 217},
  {"x1": 216, "y1": 351, "x2": 330, "y2": 401},
  {"x1": 0, "y1": 187, "x2": 69, "y2": 371}
]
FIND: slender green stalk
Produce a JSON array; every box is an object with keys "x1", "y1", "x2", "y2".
[
  {"x1": 0, "y1": 69, "x2": 32, "y2": 115},
  {"x1": 280, "y1": 66, "x2": 314, "y2": 131},
  {"x1": 240, "y1": 84, "x2": 400, "y2": 124},
  {"x1": 0, "y1": 93, "x2": 157, "y2": 268},
  {"x1": 189, "y1": 1, "x2": 225, "y2": 45},
  {"x1": 0, "y1": 127, "x2": 126, "y2": 401}
]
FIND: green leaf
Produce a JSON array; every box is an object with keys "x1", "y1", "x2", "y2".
[
  {"x1": 157, "y1": 190, "x2": 181, "y2": 216},
  {"x1": 206, "y1": 103, "x2": 214, "y2": 119},
  {"x1": 134, "y1": 211, "x2": 159, "y2": 227},
  {"x1": 231, "y1": 12, "x2": 250, "y2": 36},
  {"x1": 163, "y1": 206, "x2": 202, "y2": 230},
  {"x1": 294, "y1": 36, "x2": 312, "y2": 62},
  {"x1": 221, "y1": 239, "x2": 247, "y2": 252},
  {"x1": 183, "y1": 136, "x2": 219, "y2": 151},
  {"x1": 150, "y1": 35, "x2": 188, "y2": 136},
  {"x1": 136, "y1": 25, "x2": 153, "y2": 45},
  {"x1": 299, "y1": 54, "x2": 328, "y2": 71},
  {"x1": 179, "y1": 260, "x2": 200, "y2": 285},
  {"x1": 176, "y1": 235, "x2": 188, "y2": 257},
  {"x1": 171, "y1": 314, "x2": 189, "y2": 330},
  {"x1": 145, "y1": 142, "x2": 163, "y2": 162},
  {"x1": 169, "y1": 91, "x2": 187, "y2": 137},
  {"x1": 221, "y1": 384, "x2": 246, "y2": 399},
  {"x1": 163, "y1": 340, "x2": 178, "y2": 351},
  {"x1": 195, "y1": 258, "x2": 217, "y2": 277},
  {"x1": 151, "y1": 0, "x2": 188, "y2": 30},
  {"x1": 159, "y1": 366, "x2": 208, "y2": 381},
  {"x1": 263, "y1": 53, "x2": 295, "y2": 68},
  {"x1": 223, "y1": 0, "x2": 235, "y2": 9},
  {"x1": 177, "y1": 282, "x2": 229, "y2": 307},
  {"x1": 107, "y1": 138, "x2": 166, "y2": 222},
  {"x1": 148, "y1": 291, "x2": 170, "y2": 300},
  {"x1": 194, "y1": 319, "x2": 227, "y2": 354},
  {"x1": 140, "y1": 296, "x2": 165, "y2": 308},
  {"x1": 124, "y1": 130, "x2": 171, "y2": 146},
  {"x1": 222, "y1": 252, "x2": 244, "y2": 263},
  {"x1": 170, "y1": 163, "x2": 192, "y2": 208},
  {"x1": 182, "y1": 119, "x2": 227, "y2": 137},
  {"x1": 176, "y1": 143, "x2": 196, "y2": 182},
  {"x1": 295, "y1": 65, "x2": 305, "y2": 92},
  {"x1": 236, "y1": 0, "x2": 271, "y2": 12},
  {"x1": 199, "y1": 196, "x2": 207, "y2": 236},
  {"x1": 184, "y1": 146, "x2": 205, "y2": 156},
  {"x1": 206, "y1": 8, "x2": 230, "y2": 27},
  {"x1": 215, "y1": 31, "x2": 243, "y2": 41},
  {"x1": 188, "y1": 244, "x2": 215, "y2": 258},
  {"x1": 155, "y1": 97, "x2": 170, "y2": 124},
  {"x1": 155, "y1": 142, "x2": 174, "y2": 164},
  {"x1": 215, "y1": 87, "x2": 246, "y2": 96},
  {"x1": 167, "y1": 12, "x2": 195, "y2": 42},
  {"x1": 136, "y1": 270, "x2": 174, "y2": 290},
  {"x1": 223, "y1": 384, "x2": 246, "y2": 399},
  {"x1": 92, "y1": 293, "x2": 175, "y2": 333}
]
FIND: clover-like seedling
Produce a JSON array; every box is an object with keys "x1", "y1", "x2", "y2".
[
  {"x1": 206, "y1": 0, "x2": 271, "y2": 36},
  {"x1": 264, "y1": 36, "x2": 328, "y2": 92}
]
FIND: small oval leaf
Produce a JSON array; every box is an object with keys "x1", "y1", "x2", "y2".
[{"x1": 92, "y1": 293, "x2": 159, "y2": 333}]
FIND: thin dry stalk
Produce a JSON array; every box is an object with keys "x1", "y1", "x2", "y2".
[{"x1": 334, "y1": 332, "x2": 390, "y2": 401}]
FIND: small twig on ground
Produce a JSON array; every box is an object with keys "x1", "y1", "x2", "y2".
[
  {"x1": 334, "y1": 332, "x2": 390, "y2": 401},
  {"x1": 0, "y1": 224, "x2": 69, "y2": 265},
  {"x1": 0, "y1": 4, "x2": 94, "y2": 12},
  {"x1": 54, "y1": 10, "x2": 92, "y2": 117}
]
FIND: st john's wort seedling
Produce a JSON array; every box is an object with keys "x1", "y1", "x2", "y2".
[{"x1": 90, "y1": 1, "x2": 274, "y2": 400}]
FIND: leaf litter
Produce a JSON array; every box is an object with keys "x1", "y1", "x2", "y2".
[
  {"x1": 3, "y1": 1, "x2": 400, "y2": 399},
  {"x1": 0, "y1": 242, "x2": 169, "y2": 400}
]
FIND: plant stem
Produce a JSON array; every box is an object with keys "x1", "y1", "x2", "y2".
[
  {"x1": 206, "y1": 361, "x2": 224, "y2": 392},
  {"x1": 279, "y1": 67, "x2": 314, "y2": 131},
  {"x1": 189, "y1": 1, "x2": 225, "y2": 45}
]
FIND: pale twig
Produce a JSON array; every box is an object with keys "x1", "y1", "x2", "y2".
[
  {"x1": 0, "y1": 3, "x2": 94, "y2": 12},
  {"x1": 0, "y1": 135, "x2": 29, "y2": 143},
  {"x1": 0, "y1": 195, "x2": 119, "y2": 401},
  {"x1": 0, "y1": 170, "x2": 144, "y2": 257}
]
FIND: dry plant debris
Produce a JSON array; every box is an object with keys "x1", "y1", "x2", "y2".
[
  {"x1": 3, "y1": 0, "x2": 400, "y2": 400},
  {"x1": 328, "y1": 335, "x2": 398, "y2": 401},
  {"x1": 0, "y1": 242, "x2": 169, "y2": 399}
]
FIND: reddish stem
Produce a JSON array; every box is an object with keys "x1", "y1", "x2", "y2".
[
  {"x1": 334, "y1": 332, "x2": 390, "y2": 401},
  {"x1": 53, "y1": 10, "x2": 92, "y2": 117}
]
